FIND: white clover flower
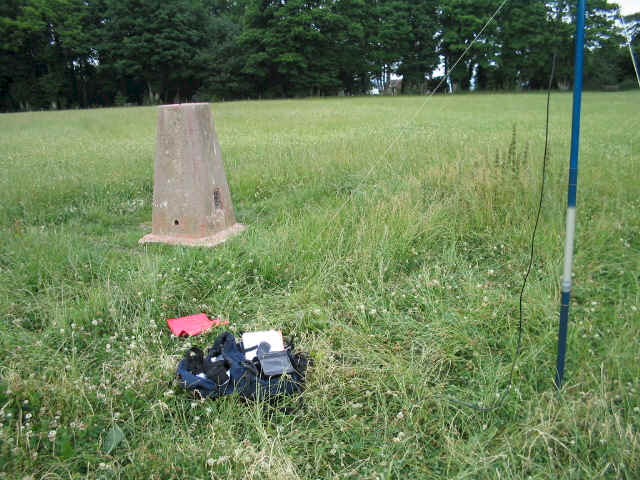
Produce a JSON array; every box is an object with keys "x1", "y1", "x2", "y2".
[
  {"x1": 92, "y1": 319, "x2": 98, "y2": 326},
  {"x1": 48, "y1": 430, "x2": 57, "y2": 441},
  {"x1": 207, "y1": 458, "x2": 215, "y2": 466}
]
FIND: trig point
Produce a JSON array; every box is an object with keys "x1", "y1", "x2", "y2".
[{"x1": 139, "y1": 103, "x2": 245, "y2": 247}]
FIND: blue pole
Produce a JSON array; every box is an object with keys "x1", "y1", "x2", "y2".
[{"x1": 555, "y1": 0, "x2": 586, "y2": 390}]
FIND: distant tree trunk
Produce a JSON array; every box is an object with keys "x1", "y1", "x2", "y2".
[{"x1": 147, "y1": 81, "x2": 154, "y2": 103}]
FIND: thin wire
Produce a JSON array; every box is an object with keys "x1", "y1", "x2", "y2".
[
  {"x1": 627, "y1": 42, "x2": 640, "y2": 88},
  {"x1": 306, "y1": 0, "x2": 510, "y2": 252},
  {"x1": 438, "y1": 53, "x2": 557, "y2": 412},
  {"x1": 620, "y1": 15, "x2": 640, "y2": 88}
]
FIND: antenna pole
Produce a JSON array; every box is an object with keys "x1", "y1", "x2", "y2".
[{"x1": 555, "y1": 0, "x2": 586, "y2": 390}]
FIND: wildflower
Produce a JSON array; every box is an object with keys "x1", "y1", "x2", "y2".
[
  {"x1": 396, "y1": 411, "x2": 404, "y2": 420},
  {"x1": 92, "y1": 319, "x2": 98, "y2": 326},
  {"x1": 48, "y1": 430, "x2": 57, "y2": 441},
  {"x1": 207, "y1": 458, "x2": 215, "y2": 466}
]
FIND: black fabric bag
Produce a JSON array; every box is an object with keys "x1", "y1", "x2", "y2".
[{"x1": 176, "y1": 332, "x2": 308, "y2": 400}]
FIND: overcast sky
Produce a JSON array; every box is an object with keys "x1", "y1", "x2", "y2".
[{"x1": 615, "y1": 0, "x2": 638, "y2": 16}]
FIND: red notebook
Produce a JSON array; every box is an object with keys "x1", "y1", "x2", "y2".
[{"x1": 166, "y1": 313, "x2": 228, "y2": 337}]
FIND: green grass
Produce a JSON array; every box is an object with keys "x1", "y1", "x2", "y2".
[{"x1": 0, "y1": 92, "x2": 638, "y2": 479}]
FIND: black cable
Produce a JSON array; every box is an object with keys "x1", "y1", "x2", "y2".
[{"x1": 438, "y1": 54, "x2": 557, "y2": 412}]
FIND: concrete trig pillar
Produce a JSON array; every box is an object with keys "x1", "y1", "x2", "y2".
[{"x1": 139, "y1": 103, "x2": 245, "y2": 247}]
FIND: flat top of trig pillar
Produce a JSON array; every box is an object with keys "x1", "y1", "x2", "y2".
[{"x1": 159, "y1": 102, "x2": 210, "y2": 109}]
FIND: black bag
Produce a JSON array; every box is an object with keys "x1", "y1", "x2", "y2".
[{"x1": 176, "y1": 332, "x2": 308, "y2": 400}]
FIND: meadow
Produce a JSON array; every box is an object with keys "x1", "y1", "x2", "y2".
[{"x1": 0, "y1": 92, "x2": 638, "y2": 479}]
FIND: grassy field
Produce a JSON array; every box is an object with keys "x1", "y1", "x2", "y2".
[{"x1": 0, "y1": 92, "x2": 638, "y2": 479}]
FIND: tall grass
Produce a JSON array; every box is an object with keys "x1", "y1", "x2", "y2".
[{"x1": 0, "y1": 92, "x2": 638, "y2": 478}]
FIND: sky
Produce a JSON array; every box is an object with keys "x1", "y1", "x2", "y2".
[{"x1": 616, "y1": 0, "x2": 639, "y2": 16}]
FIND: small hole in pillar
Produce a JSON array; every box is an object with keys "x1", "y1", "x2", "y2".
[
  {"x1": 174, "y1": 219, "x2": 180, "y2": 226},
  {"x1": 213, "y1": 188, "x2": 223, "y2": 210}
]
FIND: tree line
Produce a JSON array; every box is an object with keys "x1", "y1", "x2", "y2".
[{"x1": 1, "y1": 0, "x2": 638, "y2": 112}]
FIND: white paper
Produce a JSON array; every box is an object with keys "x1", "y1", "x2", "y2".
[{"x1": 242, "y1": 330, "x2": 284, "y2": 361}]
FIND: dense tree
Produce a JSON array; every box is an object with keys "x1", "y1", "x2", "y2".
[
  {"x1": 100, "y1": 0, "x2": 211, "y2": 103},
  {"x1": 239, "y1": 0, "x2": 352, "y2": 97},
  {"x1": 488, "y1": 0, "x2": 556, "y2": 90},
  {"x1": 396, "y1": 0, "x2": 440, "y2": 92},
  {"x1": 439, "y1": 0, "x2": 502, "y2": 92},
  {"x1": 1, "y1": 0, "x2": 637, "y2": 111},
  {"x1": 0, "y1": 0, "x2": 99, "y2": 110}
]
